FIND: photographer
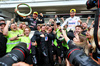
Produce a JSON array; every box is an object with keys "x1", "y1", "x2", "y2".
[
  {"x1": 0, "y1": 17, "x2": 7, "y2": 57},
  {"x1": 15, "y1": 9, "x2": 44, "y2": 30}
]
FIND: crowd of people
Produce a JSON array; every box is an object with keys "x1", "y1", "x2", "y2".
[{"x1": 0, "y1": 8, "x2": 100, "y2": 66}]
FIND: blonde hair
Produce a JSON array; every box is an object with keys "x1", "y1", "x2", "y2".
[
  {"x1": 74, "y1": 35, "x2": 89, "y2": 55},
  {"x1": 90, "y1": 28, "x2": 100, "y2": 53},
  {"x1": 23, "y1": 27, "x2": 31, "y2": 35}
]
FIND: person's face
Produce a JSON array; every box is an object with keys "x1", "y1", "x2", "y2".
[
  {"x1": 48, "y1": 27, "x2": 52, "y2": 33},
  {"x1": 0, "y1": 20, "x2": 5, "y2": 23},
  {"x1": 41, "y1": 26, "x2": 45, "y2": 32},
  {"x1": 24, "y1": 28, "x2": 30, "y2": 36},
  {"x1": 82, "y1": 23, "x2": 87, "y2": 28},
  {"x1": 11, "y1": 24, "x2": 17, "y2": 31},
  {"x1": 19, "y1": 23, "x2": 22, "y2": 28},
  {"x1": 70, "y1": 12, "x2": 76, "y2": 18},
  {"x1": 75, "y1": 27, "x2": 83, "y2": 33},
  {"x1": 86, "y1": 31, "x2": 91, "y2": 39},
  {"x1": 46, "y1": 26, "x2": 49, "y2": 30},
  {"x1": 33, "y1": 14, "x2": 38, "y2": 19},
  {"x1": 37, "y1": 25, "x2": 40, "y2": 30},
  {"x1": 0, "y1": 24, "x2": 5, "y2": 31},
  {"x1": 22, "y1": 25, "x2": 26, "y2": 29},
  {"x1": 73, "y1": 37, "x2": 80, "y2": 43}
]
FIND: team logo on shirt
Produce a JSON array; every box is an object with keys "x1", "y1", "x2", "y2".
[
  {"x1": 31, "y1": 21, "x2": 36, "y2": 26},
  {"x1": 68, "y1": 23, "x2": 75, "y2": 24}
]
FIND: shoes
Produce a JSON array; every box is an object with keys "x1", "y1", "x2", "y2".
[
  {"x1": 42, "y1": 51, "x2": 47, "y2": 56},
  {"x1": 32, "y1": 56, "x2": 37, "y2": 64}
]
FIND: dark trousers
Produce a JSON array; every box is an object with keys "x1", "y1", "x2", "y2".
[
  {"x1": 31, "y1": 46, "x2": 36, "y2": 55},
  {"x1": 48, "y1": 47, "x2": 54, "y2": 66},
  {"x1": 37, "y1": 47, "x2": 49, "y2": 66},
  {"x1": 63, "y1": 47, "x2": 68, "y2": 58}
]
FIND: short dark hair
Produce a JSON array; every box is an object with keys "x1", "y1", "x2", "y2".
[{"x1": 75, "y1": 25, "x2": 83, "y2": 30}]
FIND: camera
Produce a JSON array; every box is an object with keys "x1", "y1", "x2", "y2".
[
  {"x1": 67, "y1": 48, "x2": 99, "y2": 66},
  {"x1": 86, "y1": 0, "x2": 97, "y2": 9},
  {"x1": 0, "y1": 42, "x2": 30, "y2": 66},
  {"x1": 66, "y1": 40, "x2": 99, "y2": 66}
]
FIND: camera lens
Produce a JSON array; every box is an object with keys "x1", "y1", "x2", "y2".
[
  {"x1": 67, "y1": 48, "x2": 99, "y2": 66},
  {"x1": 0, "y1": 42, "x2": 29, "y2": 66}
]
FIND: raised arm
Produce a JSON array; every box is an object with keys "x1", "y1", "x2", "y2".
[
  {"x1": 89, "y1": 20, "x2": 94, "y2": 29},
  {"x1": 60, "y1": 17, "x2": 65, "y2": 22},
  {"x1": 37, "y1": 13, "x2": 44, "y2": 24},
  {"x1": 10, "y1": 34, "x2": 24, "y2": 41},
  {"x1": 86, "y1": 16, "x2": 91, "y2": 24},
  {"x1": 61, "y1": 19, "x2": 68, "y2": 28},
  {"x1": 14, "y1": 9, "x2": 30, "y2": 22},
  {"x1": 3, "y1": 20, "x2": 11, "y2": 36},
  {"x1": 62, "y1": 29, "x2": 69, "y2": 43},
  {"x1": 54, "y1": 21, "x2": 57, "y2": 31}
]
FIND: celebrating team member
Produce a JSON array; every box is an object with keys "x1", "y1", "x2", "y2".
[
  {"x1": 15, "y1": 9, "x2": 44, "y2": 30},
  {"x1": 3, "y1": 21, "x2": 22, "y2": 53},
  {"x1": 9, "y1": 27, "x2": 31, "y2": 49},
  {"x1": 31, "y1": 25, "x2": 54, "y2": 66},
  {"x1": 61, "y1": 9, "x2": 81, "y2": 31},
  {"x1": 9, "y1": 27, "x2": 33, "y2": 64}
]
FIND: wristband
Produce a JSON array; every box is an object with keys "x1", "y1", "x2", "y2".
[{"x1": 17, "y1": 34, "x2": 19, "y2": 37}]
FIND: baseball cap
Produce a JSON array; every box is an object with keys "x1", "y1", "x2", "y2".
[
  {"x1": 70, "y1": 9, "x2": 76, "y2": 13},
  {"x1": 56, "y1": 21, "x2": 60, "y2": 24},
  {"x1": 56, "y1": 21, "x2": 60, "y2": 25},
  {"x1": 0, "y1": 17, "x2": 5, "y2": 21},
  {"x1": 33, "y1": 11, "x2": 38, "y2": 15}
]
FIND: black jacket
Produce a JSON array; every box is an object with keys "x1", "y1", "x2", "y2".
[
  {"x1": 15, "y1": 14, "x2": 44, "y2": 30},
  {"x1": 0, "y1": 32, "x2": 7, "y2": 57},
  {"x1": 31, "y1": 31, "x2": 54, "y2": 48},
  {"x1": 47, "y1": 32, "x2": 55, "y2": 48},
  {"x1": 31, "y1": 30, "x2": 41, "y2": 47}
]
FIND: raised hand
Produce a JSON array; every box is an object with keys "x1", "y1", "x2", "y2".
[{"x1": 40, "y1": 13, "x2": 43, "y2": 17}]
